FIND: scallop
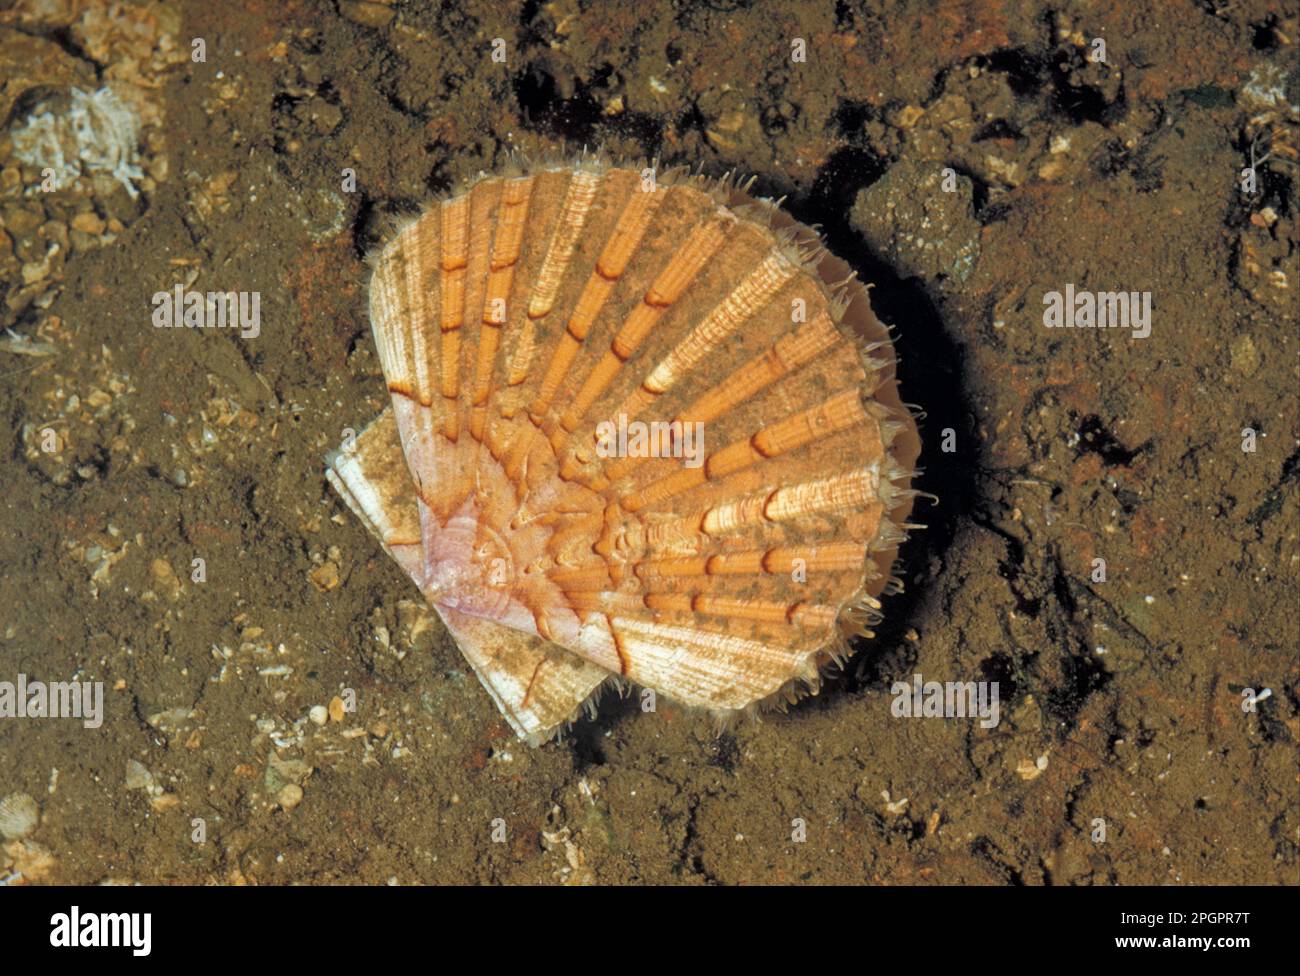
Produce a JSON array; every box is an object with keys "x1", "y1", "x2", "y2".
[
  {"x1": 327, "y1": 159, "x2": 922, "y2": 745},
  {"x1": 0, "y1": 792, "x2": 40, "y2": 840}
]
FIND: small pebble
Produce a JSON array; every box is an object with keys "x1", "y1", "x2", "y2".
[
  {"x1": 309, "y1": 561, "x2": 340, "y2": 592},
  {"x1": 150, "y1": 793, "x2": 181, "y2": 813},
  {"x1": 71, "y1": 211, "x2": 106, "y2": 235},
  {"x1": 1230, "y1": 334, "x2": 1260, "y2": 377},
  {"x1": 278, "y1": 783, "x2": 304, "y2": 811},
  {"x1": 124, "y1": 759, "x2": 154, "y2": 791},
  {"x1": 338, "y1": 0, "x2": 395, "y2": 28},
  {"x1": 1015, "y1": 757, "x2": 1044, "y2": 781}
]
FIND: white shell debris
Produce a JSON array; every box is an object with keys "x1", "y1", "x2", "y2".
[{"x1": 8, "y1": 86, "x2": 145, "y2": 198}]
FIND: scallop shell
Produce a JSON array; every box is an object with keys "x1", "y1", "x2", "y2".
[
  {"x1": 0, "y1": 792, "x2": 40, "y2": 840},
  {"x1": 328, "y1": 159, "x2": 921, "y2": 745}
]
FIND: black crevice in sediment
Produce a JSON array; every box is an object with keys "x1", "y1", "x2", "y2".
[
  {"x1": 512, "y1": 62, "x2": 664, "y2": 157},
  {"x1": 1074, "y1": 414, "x2": 1148, "y2": 467},
  {"x1": 1246, "y1": 448, "x2": 1300, "y2": 526}
]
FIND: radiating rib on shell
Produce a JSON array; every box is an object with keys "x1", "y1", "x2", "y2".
[{"x1": 347, "y1": 159, "x2": 922, "y2": 739}]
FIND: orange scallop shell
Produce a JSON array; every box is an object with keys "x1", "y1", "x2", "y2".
[{"x1": 327, "y1": 159, "x2": 921, "y2": 744}]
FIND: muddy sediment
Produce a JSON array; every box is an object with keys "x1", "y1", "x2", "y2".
[{"x1": 0, "y1": 0, "x2": 1296, "y2": 884}]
